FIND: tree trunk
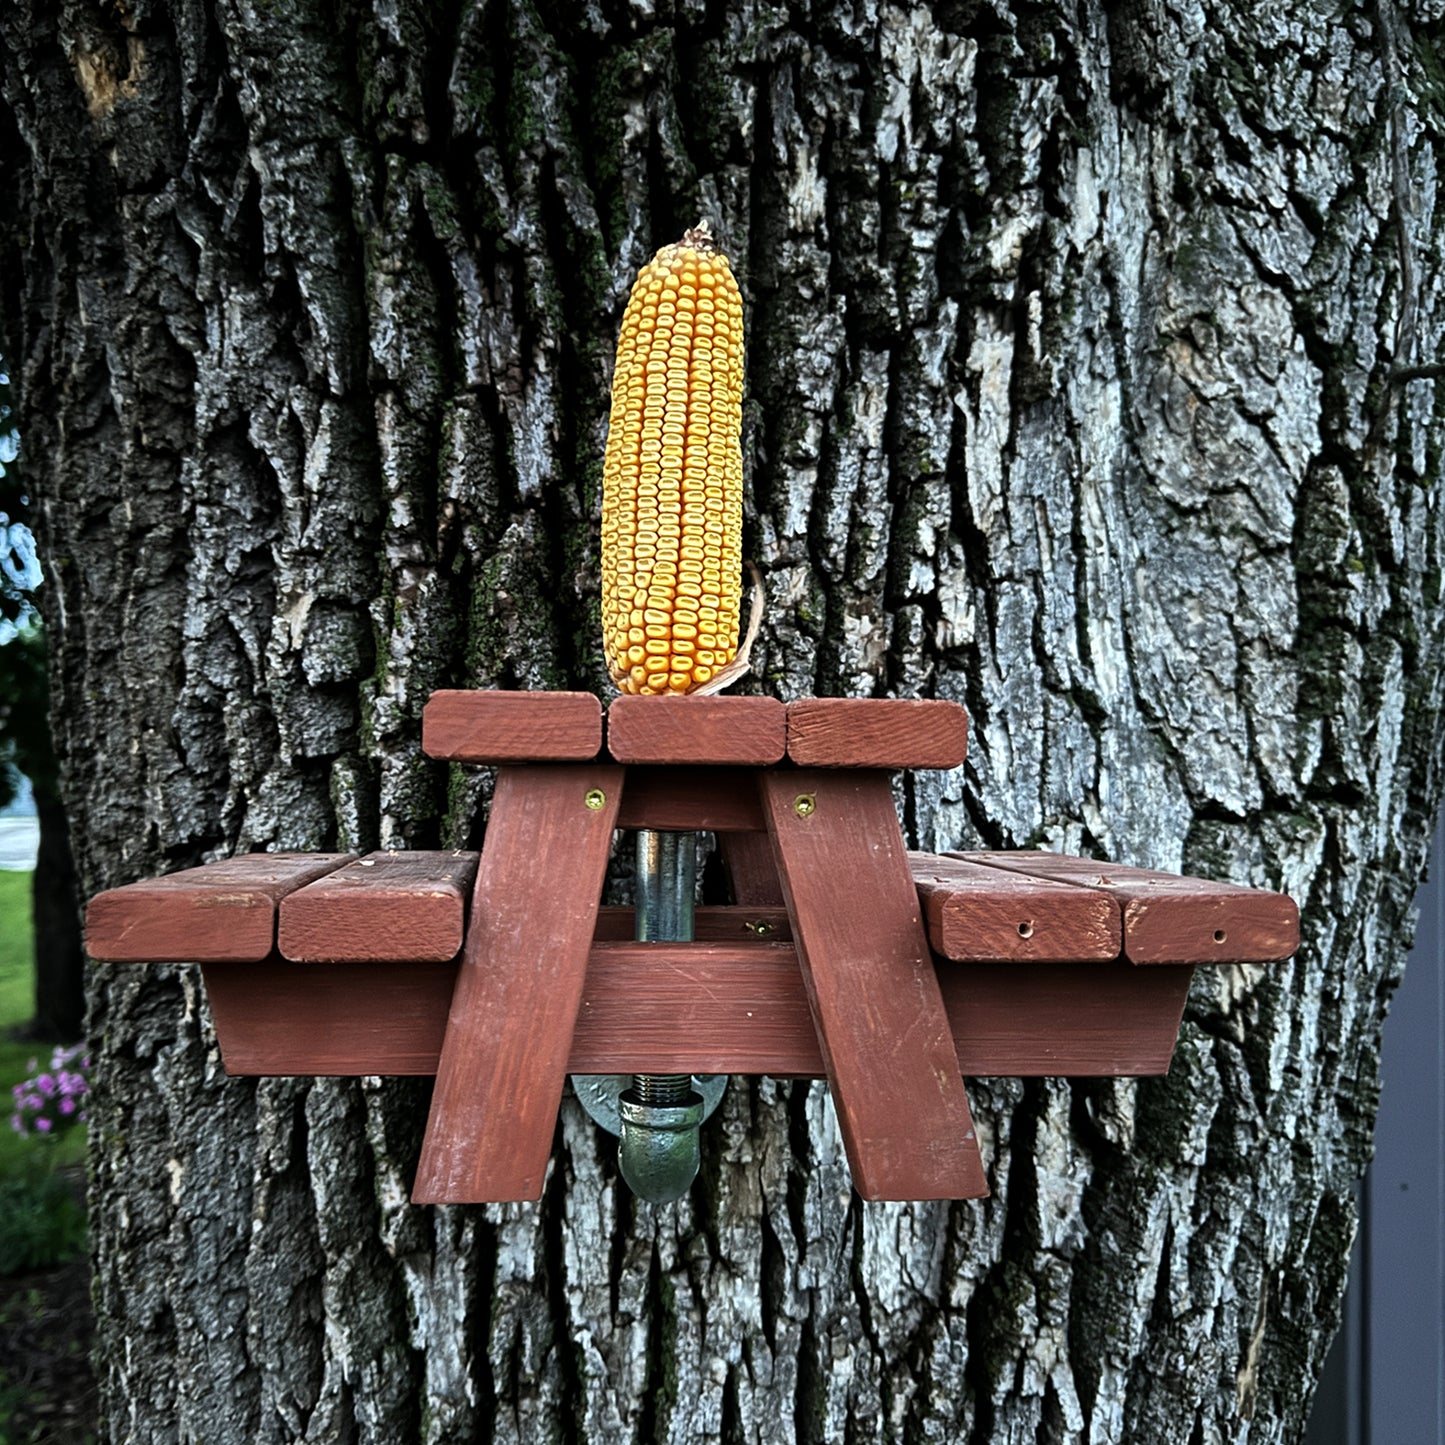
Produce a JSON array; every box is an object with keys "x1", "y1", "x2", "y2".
[{"x1": 3, "y1": 1, "x2": 1443, "y2": 1440}]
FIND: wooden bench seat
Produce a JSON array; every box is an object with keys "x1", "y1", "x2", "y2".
[
  {"x1": 86, "y1": 846, "x2": 1297, "y2": 1084},
  {"x1": 86, "y1": 847, "x2": 1299, "y2": 970}
]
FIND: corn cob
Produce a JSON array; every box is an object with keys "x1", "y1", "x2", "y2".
[{"x1": 601, "y1": 223, "x2": 745, "y2": 695}]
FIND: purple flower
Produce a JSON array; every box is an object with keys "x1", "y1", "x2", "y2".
[{"x1": 8, "y1": 1046, "x2": 92, "y2": 1139}]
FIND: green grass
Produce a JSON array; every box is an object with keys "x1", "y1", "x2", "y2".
[
  {"x1": 0, "y1": 871, "x2": 93, "y2": 1445},
  {"x1": 0, "y1": 870, "x2": 85, "y2": 1185}
]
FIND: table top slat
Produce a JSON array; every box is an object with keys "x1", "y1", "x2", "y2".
[
  {"x1": 422, "y1": 690, "x2": 602, "y2": 763},
  {"x1": 786, "y1": 698, "x2": 968, "y2": 769},
  {"x1": 607, "y1": 695, "x2": 785, "y2": 765}
]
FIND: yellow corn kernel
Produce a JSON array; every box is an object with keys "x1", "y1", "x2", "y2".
[{"x1": 601, "y1": 223, "x2": 744, "y2": 695}]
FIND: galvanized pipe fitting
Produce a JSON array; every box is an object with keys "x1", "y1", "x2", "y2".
[{"x1": 618, "y1": 830, "x2": 708, "y2": 1204}]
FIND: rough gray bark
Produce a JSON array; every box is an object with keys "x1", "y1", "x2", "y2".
[{"x1": 3, "y1": 1, "x2": 1444, "y2": 1440}]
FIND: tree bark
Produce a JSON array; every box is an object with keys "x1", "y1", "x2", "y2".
[{"x1": 3, "y1": 1, "x2": 1443, "y2": 1440}]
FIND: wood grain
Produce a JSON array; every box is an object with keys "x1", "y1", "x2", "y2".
[
  {"x1": 606, "y1": 695, "x2": 786, "y2": 765},
  {"x1": 761, "y1": 769, "x2": 986, "y2": 1200},
  {"x1": 421, "y1": 689, "x2": 603, "y2": 763},
  {"x1": 785, "y1": 698, "x2": 968, "y2": 769},
  {"x1": 718, "y1": 831, "x2": 786, "y2": 906},
  {"x1": 201, "y1": 951, "x2": 1193, "y2": 1079},
  {"x1": 909, "y1": 852, "x2": 1121, "y2": 962},
  {"x1": 412, "y1": 764, "x2": 623, "y2": 1204},
  {"x1": 86, "y1": 854, "x2": 354, "y2": 963},
  {"x1": 953, "y1": 852, "x2": 1300, "y2": 964},
  {"x1": 278, "y1": 851, "x2": 480, "y2": 962},
  {"x1": 616, "y1": 766, "x2": 765, "y2": 831}
]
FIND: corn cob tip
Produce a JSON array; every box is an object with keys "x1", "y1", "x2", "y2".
[{"x1": 681, "y1": 221, "x2": 717, "y2": 254}]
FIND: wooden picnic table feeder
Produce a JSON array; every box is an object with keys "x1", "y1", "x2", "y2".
[{"x1": 86, "y1": 689, "x2": 1300, "y2": 1206}]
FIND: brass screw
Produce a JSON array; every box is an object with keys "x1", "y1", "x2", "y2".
[
  {"x1": 584, "y1": 788, "x2": 607, "y2": 811},
  {"x1": 743, "y1": 919, "x2": 777, "y2": 936},
  {"x1": 794, "y1": 793, "x2": 816, "y2": 817}
]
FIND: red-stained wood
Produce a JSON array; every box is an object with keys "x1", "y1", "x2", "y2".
[
  {"x1": 761, "y1": 769, "x2": 986, "y2": 1200},
  {"x1": 278, "y1": 851, "x2": 480, "y2": 963},
  {"x1": 785, "y1": 698, "x2": 968, "y2": 769},
  {"x1": 571, "y1": 942, "x2": 815, "y2": 1073},
  {"x1": 954, "y1": 852, "x2": 1300, "y2": 964},
  {"x1": 908, "y1": 852, "x2": 1121, "y2": 962},
  {"x1": 594, "y1": 905, "x2": 792, "y2": 943},
  {"x1": 201, "y1": 951, "x2": 1193, "y2": 1079},
  {"x1": 606, "y1": 695, "x2": 786, "y2": 765},
  {"x1": 719, "y1": 831, "x2": 786, "y2": 906},
  {"x1": 204, "y1": 958, "x2": 457, "y2": 1074},
  {"x1": 412, "y1": 764, "x2": 623, "y2": 1203},
  {"x1": 616, "y1": 766, "x2": 765, "y2": 831},
  {"x1": 421, "y1": 689, "x2": 603, "y2": 763},
  {"x1": 86, "y1": 854, "x2": 355, "y2": 963},
  {"x1": 937, "y1": 960, "x2": 1193, "y2": 1075}
]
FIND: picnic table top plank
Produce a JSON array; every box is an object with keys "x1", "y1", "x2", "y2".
[
  {"x1": 422, "y1": 689, "x2": 603, "y2": 763},
  {"x1": 606, "y1": 695, "x2": 786, "y2": 766}
]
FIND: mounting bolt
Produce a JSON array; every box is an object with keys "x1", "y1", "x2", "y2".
[
  {"x1": 584, "y1": 788, "x2": 607, "y2": 811},
  {"x1": 794, "y1": 793, "x2": 816, "y2": 817}
]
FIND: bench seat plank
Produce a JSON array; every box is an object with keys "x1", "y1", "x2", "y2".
[
  {"x1": 909, "y1": 852, "x2": 1121, "y2": 962},
  {"x1": 278, "y1": 851, "x2": 481, "y2": 963},
  {"x1": 86, "y1": 854, "x2": 355, "y2": 963},
  {"x1": 951, "y1": 852, "x2": 1300, "y2": 964}
]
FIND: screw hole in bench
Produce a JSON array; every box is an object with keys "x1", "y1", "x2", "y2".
[
  {"x1": 1018, "y1": 921, "x2": 1034, "y2": 939},
  {"x1": 1213, "y1": 929, "x2": 1226, "y2": 943}
]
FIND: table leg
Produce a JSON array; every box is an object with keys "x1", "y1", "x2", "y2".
[
  {"x1": 759, "y1": 769, "x2": 987, "y2": 1200},
  {"x1": 719, "y1": 829, "x2": 785, "y2": 906},
  {"x1": 413, "y1": 763, "x2": 624, "y2": 1203}
]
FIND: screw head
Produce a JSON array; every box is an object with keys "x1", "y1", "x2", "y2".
[
  {"x1": 794, "y1": 793, "x2": 816, "y2": 817},
  {"x1": 584, "y1": 788, "x2": 607, "y2": 811}
]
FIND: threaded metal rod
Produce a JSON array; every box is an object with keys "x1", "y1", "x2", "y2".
[
  {"x1": 619, "y1": 829, "x2": 704, "y2": 1203},
  {"x1": 632, "y1": 828, "x2": 695, "y2": 1108},
  {"x1": 631, "y1": 1073, "x2": 692, "y2": 1105}
]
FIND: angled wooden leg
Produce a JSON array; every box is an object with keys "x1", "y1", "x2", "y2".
[
  {"x1": 759, "y1": 770, "x2": 987, "y2": 1200},
  {"x1": 719, "y1": 828, "x2": 785, "y2": 906},
  {"x1": 413, "y1": 764, "x2": 624, "y2": 1203}
]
